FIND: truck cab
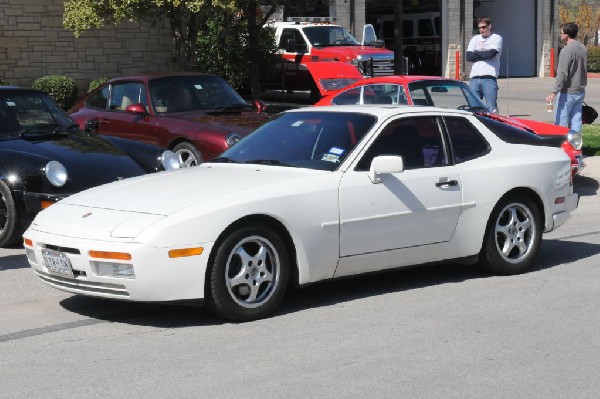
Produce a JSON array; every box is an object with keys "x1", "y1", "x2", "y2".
[{"x1": 263, "y1": 17, "x2": 395, "y2": 102}]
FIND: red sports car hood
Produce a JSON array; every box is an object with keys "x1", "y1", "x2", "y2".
[
  {"x1": 314, "y1": 46, "x2": 393, "y2": 61},
  {"x1": 480, "y1": 113, "x2": 568, "y2": 136},
  {"x1": 166, "y1": 111, "x2": 270, "y2": 134}
]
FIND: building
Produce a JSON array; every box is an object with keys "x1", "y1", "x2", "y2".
[
  {"x1": 331, "y1": 0, "x2": 558, "y2": 78},
  {"x1": 0, "y1": 0, "x2": 558, "y2": 90}
]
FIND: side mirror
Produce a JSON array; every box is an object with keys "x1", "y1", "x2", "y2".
[
  {"x1": 253, "y1": 100, "x2": 267, "y2": 113},
  {"x1": 125, "y1": 103, "x2": 147, "y2": 115},
  {"x1": 368, "y1": 155, "x2": 404, "y2": 183}
]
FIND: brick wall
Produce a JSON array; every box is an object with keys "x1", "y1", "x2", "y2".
[{"x1": 0, "y1": 0, "x2": 176, "y2": 91}]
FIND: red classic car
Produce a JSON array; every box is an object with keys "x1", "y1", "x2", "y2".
[
  {"x1": 69, "y1": 73, "x2": 271, "y2": 166},
  {"x1": 315, "y1": 76, "x2": 584, "y2": 174}
]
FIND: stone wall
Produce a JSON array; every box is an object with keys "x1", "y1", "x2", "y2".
[{"x1": 0, "y1": 0, "x2": 176, "y2": 91}]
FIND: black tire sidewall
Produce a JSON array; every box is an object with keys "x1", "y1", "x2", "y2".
[
  {"x1": 0, "y1": 181, "x2": 19, "y2": 248},
  {"x1": 173, "y1": 142, "x2": 203, "y2": 165},
  {"x1": 207, "y1": 225, "x2": 290, "y2": 322},
  {"x1": 481, "y1": 196, "x2": 542, "y2": 275}
]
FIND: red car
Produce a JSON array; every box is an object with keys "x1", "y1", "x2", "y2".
[
  {"x1": 315, "y1": 76, "x2": 584, "y2": 174},
  {"x1": 69, "y1": 73, "x2": 271, "y2": 166}
]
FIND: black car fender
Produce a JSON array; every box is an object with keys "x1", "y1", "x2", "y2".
[{"x1": 100, "y1": 135, "x2": 168, "y2": 173}]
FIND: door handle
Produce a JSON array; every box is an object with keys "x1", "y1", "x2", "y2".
[{"x1": 435, "y1": 179, "x2": 458, "y2": 188}]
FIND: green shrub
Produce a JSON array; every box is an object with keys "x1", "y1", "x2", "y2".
[
  {"x1": 32, "y1": 75, "x2": 78, "y2": 110},
  {"x1": 589, "y1": 46, "x2": 600, "y2": 73},
  {"x1": 88, "y1": 77, "x2": 109, "y2": 92},
  {"x1": 0, "y1": 78, "x2": 7, "y2": 86}
]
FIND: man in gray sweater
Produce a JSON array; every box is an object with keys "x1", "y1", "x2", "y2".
[{"x1": 545, "y1": 22, "x2": 588, "y2": 133}]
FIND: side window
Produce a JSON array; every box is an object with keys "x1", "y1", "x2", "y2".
[
  {"x1": 444, "y1": 116, "x2": 490, "y2": 163},
  {"x1": 332, "y1": 87, "x2": 362, "y2": 105},
  {"x1": 362, "y1": 84, "x2": 407, "y2": 105},
  {"x1": 418, "y1": 19, "x2": 434, "y2": 37},
  {"x1": 85, "y1": 86, "x2": 109, "y2": 109},
  {"x1": 356, "y1": 117, "x2": 447, "y2": 171},
  {"x1": 402, "y1": 20, "x2": 413, "y2": 38},
  {"x1": 109, "y1": 83, "x2": 145, "y2": 111},
  {"x1": 279, "y1": 29, "x2": 306, "y2": 51}
]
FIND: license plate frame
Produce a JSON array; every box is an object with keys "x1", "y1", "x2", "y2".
[{"x1": 42, "y1": 248, "x2": 74, "y2": 278}]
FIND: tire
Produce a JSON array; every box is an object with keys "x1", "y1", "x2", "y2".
[
  {"x1": 479, "y1": 195, "x2": 542, "y2": 275},
  {"x1": 173, "y1": 142, "x2": 203, "y2": 167},
  {"x1": 0, "y1": 181, "x2": 20, "y2": 248},
  {"x1": 206, "y1": 224, "x2": 290, "y2": 322}
]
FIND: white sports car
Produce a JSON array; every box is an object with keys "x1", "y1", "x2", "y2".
[{"x1": 24, "y1": 105, "x2": 578, "y2": 321}]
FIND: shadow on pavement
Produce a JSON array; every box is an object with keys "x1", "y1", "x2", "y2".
[
  {"x1": 574, "y1": 174, "x2": 599, "y2": 196},
  {"x1": 58, "y1": 237, "x2": 600, "y2": 326},
  {"x1": 0, "y1": 254, "x2": 29, "y2": 270}
]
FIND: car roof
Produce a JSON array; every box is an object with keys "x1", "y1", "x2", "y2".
[
  {"x1": 287, "y1": 104, "x2": 471, "y2": 118},
  {"x1": 0, "y1": 86, "x2": 45, "y2": 95},
  {"x1": 107, "y1": 72, "x2": 216, "y2": 84},
  {"x1": 343, "y1": 75, "x2": 460, "y2": 87}
]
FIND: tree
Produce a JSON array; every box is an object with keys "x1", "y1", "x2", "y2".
[
  {"x1": 63, "y1": 0, "x2": 236, "y2": 70},
  {"x1": 559, "y1": 0, "x2": 600, "y2": 45}
]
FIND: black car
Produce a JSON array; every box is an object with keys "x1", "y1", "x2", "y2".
[{"x1": 0, "y1": 87, "x2": 181, "y2": 247}]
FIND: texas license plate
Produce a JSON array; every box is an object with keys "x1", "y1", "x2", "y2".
[{"x1": 42, "y1": 248, "x2": 74, "y2": 278}]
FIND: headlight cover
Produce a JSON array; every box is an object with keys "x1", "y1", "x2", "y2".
[
  {"x1": 44, "y1": 160, "x2": 68, "y2": 187},
  {"x1": 159, "y1": 150, "x2": 181, "y2": 170},
  {"x1": 226, "y1": 133, "x2": 242, "y2": 147},
  {"x1": 320, "y1": 78, "x2": 360, "y2": 91},
  {"x1": 567, "y1": 130, "x2": 583, "y2": 151}
]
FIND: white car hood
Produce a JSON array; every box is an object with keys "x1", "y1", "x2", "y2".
[
  {"x1": 30, "y1": 164, "x2": 330, "y2": 241},
  {"x1": 61, "y1": 163, "x2": 325, "y2": 215}
]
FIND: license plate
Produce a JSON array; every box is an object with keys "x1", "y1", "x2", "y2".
[{"x1": 42, "y1": 249, "x2": 74, "y2": 278}]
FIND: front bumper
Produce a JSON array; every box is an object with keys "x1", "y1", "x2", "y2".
[
  {"x1": 572, "y1": 154, "x2": 585, "y2": 175},
  {"x1": 23, "y1": 228, "x2": 214, "y2": 302}
]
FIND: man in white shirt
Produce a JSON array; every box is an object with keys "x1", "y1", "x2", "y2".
[{"x1": 467, "y1": 17, "x2": 503, "y2": 113}]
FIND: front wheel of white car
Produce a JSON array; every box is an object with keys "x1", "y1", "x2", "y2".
[
  {"x1": 480, "y1": 196, "x2": 542, "y2": 275},
  {"x1": 206, "y1": 225, "x2": 290, "y2": 322}
]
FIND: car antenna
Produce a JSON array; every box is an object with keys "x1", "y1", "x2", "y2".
[{"x1": 505, "y1": 45, "x2": 510, "y2": 116}]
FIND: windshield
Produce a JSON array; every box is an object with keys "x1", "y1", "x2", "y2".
[
  {"x1": 148, "y1": 75, "x2": 248, "y2": 113},
  {"x1": 407, "y1": 80, "x2": 488, "y2": 111},
  {"x1": 303, "y1": 26, "x2": 360, "y2": 46},
  {"x1": 214, "y1": 111, "x2": 377, "y2": 171},
  {"x1": 0, "y1": 91, "x2": 74, "y2": 138}
]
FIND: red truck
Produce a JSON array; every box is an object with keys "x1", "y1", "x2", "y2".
[{"x1": 263, "y1": 17, "x2": 395, "y2": 102}]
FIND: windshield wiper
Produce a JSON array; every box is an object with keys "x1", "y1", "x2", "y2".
[
  {"x1": 245, "y1": 159, "x2": 294, "y2": 167},
  {"x1": 20, "y1": 123, "x2": 63, "y2": 137},
  {"x1": 209, "y1": 156, "x2": 239, "y2": 163},
  {"x1": 51, "y1": 123, "x2": 80, "y2": 135},
  {"x1": 209, "y1": 103, "x2": 252, "y2": 113}
]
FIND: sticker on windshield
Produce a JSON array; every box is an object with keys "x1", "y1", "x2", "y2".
[
  {"x1": 6, "y1": 101, "x2": 16, "y2": 106},
  {"x1": 320, "y1": 147, "x2": 345, "y2": 163},
  {"x1": 194, "y1": 84, "x2": 204, "y2": 89}
]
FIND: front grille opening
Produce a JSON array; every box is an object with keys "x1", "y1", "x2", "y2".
[{"x1": 44, "y1": 244, "x2": 81, "y2": 255}]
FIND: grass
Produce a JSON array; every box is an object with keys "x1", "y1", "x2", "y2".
[{"x1": 582, "y1": 124, "x2": 600, "y2": 156}]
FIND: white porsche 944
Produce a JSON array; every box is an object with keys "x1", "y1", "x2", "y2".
[{"x1": 24, "y1": 105, "x2": 578, "y2": 321}]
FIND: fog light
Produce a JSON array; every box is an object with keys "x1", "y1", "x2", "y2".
[
  {"x1": 25, "y1": 248, "x2": 37, "y2": 264},
  {"x1": 93, "y1": 261, "x2": 135, "y2": 278}
]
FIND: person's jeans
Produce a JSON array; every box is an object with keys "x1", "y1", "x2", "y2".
[
  {"x1": 555, "y1": 91, "x2": 585, "y2": 133},
  {"x1": 469, "y1": 77, "x2": 499, "y2": 113}
]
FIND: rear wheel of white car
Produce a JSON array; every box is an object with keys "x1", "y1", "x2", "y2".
[
  {"x1": 173, "y1": 142, "x2": 203, "y2": 167},
  {"x1": 206, "y1": 225, "x2": 290, "y2": 322},
  {"x1": 480, "y1": 196, "x2": 542, "y2": 275},
  {"x1": 0, "y1": 181, "x2": 19, "y2": 248}
]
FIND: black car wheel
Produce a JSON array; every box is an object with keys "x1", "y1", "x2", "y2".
[
  {"x1": 206, "y1": 224, "x2": 290, "y2": 322},
  {"x1": 479, "y1": 195, "x2": 542, "y2": 275},
  {"x1": 0, "y1": 181, "x2": 19, "y2": 248},
  {"x1": 173, "y1": 142, "x2": 203, "y2": 167}
]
